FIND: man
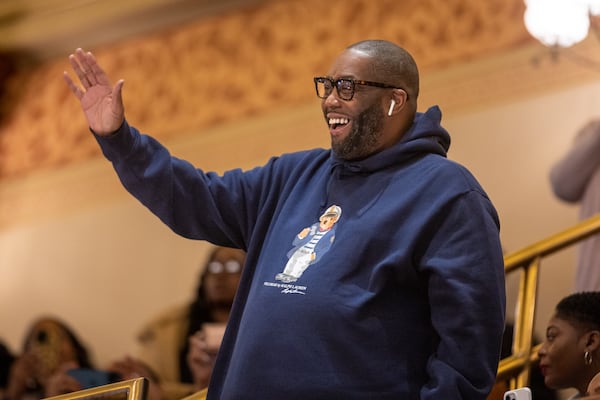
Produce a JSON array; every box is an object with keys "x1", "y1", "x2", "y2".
[
  {"x1": 550, "y1": 119, "x2": 600, "y2": 292},
  {"x1": 64, "y1": 40, "x2": 505, "y2": 399}
]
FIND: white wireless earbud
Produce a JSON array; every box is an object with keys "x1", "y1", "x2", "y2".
[{"x1": 387, "y1": 99, "x2": 396, "y2": 116}]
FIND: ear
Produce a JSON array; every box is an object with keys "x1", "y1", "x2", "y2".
[
  {"x1": 388, "y1": 88, "x2": 408, "y2": 115},
  {"x1": 585, "y1": 330, "x2": 600, "y2": 351}
]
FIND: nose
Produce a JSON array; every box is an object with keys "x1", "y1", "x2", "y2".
[
  {"x1": 538, "y1": 342, "x2": 548, "y2": 357},
  {"x1": 323, "y1": 90, "x2": 341, "y2": 109}
]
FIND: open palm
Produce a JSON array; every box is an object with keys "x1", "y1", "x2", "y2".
[{"x1": 63, "y1": 48, "x2": 125, "y2": 136}]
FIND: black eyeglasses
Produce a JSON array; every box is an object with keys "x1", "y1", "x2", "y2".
[{"x1": 313, "y1": 76, "x2": 404, "y2": 101}]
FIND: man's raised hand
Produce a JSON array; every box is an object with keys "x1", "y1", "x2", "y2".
[{"x1": 63, "y1": 48, "x2": 125, "y2": 136}]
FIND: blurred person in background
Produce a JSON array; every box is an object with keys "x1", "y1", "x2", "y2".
[
  {"x1": 6, "y1": 317, "x2": 167, "y2": 400},
  {"x1": 135, "y1": 246, "x2": 245, "y2": 398},
  {"x1": 538, "y1": 291, "x2": 600, "y2": 399},
  {"x1": 5, "y1": 317, "x2": 95, "y2": 400},
  {"x1": 550, "y1": 120, "x2": 600, "y2": 292}
]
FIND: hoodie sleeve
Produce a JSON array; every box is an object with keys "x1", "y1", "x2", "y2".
[
  {"x1": 550, "y1": 120, "x2": 600, "y2": 203},
  {"x1": 93, "y1": 121, "x2": 260, "y2": 248},
  {"x1": 420, "y1": 189, "x2": 506, "y2": 400}
]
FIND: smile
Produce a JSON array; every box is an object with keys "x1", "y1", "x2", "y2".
[{"x1": 328, "y1": 117, "x2": 349, "y2": 129}]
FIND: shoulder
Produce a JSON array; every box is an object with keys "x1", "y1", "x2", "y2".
[{"x1": 416, "y1": 154, "x2": 486, "y2": 192}]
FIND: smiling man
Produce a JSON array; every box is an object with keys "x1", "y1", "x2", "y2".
[{"x1": 64, "y1": 39, "x2": 505, "y2": 399}]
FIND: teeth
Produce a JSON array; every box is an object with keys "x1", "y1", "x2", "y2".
[{"x1": 328, "y1": 117, "x2": 349, "y2": 125}]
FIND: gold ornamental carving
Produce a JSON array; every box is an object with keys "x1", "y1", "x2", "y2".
[{"x1": 0, "y1": 0, "x2": 529, "y2": 179}]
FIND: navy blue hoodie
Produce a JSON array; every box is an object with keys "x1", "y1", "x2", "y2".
[{"x1": 97, "y1": 105, "x2": 505, "y2": 399}]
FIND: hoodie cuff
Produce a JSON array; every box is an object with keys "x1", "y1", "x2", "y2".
[{"x1": 94, "y1": 120, "x2": 137, "y2": 161}]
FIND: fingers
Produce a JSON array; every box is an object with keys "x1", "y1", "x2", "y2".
[
  {"x1": 89, "y1": 52, "x2": 111, "y2": 87},
  {"x1": 63, "y1": 50, "x2": 90, "y2": 99},
  {"x1": 188, "y1": 333, "x2": 211, "y2": 363},
  {"x1": 45, "y1": 366, "x2": 81, "y2": 397},
  {"x1": 73, "y1": 49, "x2": 96, "y2": 86},
  {"x1": 186, "y1": 332, "x2": 214, "y2": 391},
  {"x1": 63, "y1": 71, "x2": 83, "y2": 99},
  {"x1": 58, "y1": 361, "x2": 79, "y2": 373},
  {"x1": 67, "y1": 50, "x2": 89, "y2": 88},
  {"x1": 66, "y1": 48, "x2": 103, "y2": 89},
  {"x1": 107, "y1": 356, "x2": 150, "y2": 381}
]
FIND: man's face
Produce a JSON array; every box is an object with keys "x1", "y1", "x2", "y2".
[{"x1": 320, "y1": 49, "x2": 390, "y2": 161}]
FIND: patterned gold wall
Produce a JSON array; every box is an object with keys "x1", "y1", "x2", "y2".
[{"x1": 0, "y1": 0, "x2": 533, "y2": 179}]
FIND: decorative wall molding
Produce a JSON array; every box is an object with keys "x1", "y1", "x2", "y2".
[{"x1": 1, "y1": 0, "x2": 596, "y2": 180}]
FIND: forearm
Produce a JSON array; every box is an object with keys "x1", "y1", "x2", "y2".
[{"x1": 94, "y1": 121, "x2": 245, "y2": 244}]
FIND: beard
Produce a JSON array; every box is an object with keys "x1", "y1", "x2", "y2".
[{"x1": 331, "y1": 102, "x2": 384, "y2": 161}]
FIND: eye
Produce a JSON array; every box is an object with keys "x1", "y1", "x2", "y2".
[
  {"x1": 225, "y1": 260, "x2": 241, "y2": 273},
  {"x1": 208, "y1": 261, "x2": 224, "y2": 274},
  {"x1": 338, "y1": 79, "x2": 353, "y2": 91}
]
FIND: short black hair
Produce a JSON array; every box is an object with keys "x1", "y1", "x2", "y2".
[{"x1": 555, "y1": 291, "x2": 600, "y2": 331}]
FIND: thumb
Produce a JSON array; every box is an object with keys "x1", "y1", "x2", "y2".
[
  {"x1": 113, "y1": 79, "x2": 125, "y2": 108},
  {"x1": 111, "y1": 79, "x2": 125, "y2": 126}
]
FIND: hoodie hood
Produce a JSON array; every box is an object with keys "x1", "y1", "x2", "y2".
[{"x1": 330, "y1": 105, "x2": 450, "y2": 173}]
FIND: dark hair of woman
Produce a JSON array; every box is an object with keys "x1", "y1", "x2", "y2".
[
  {"x1": 22, "y1": 317, "x2": 94, "y2": 370},
  {"x1": 555, "y1": 292, "x2": 600, "y2": 331},
  {"x1": 179, "y1": 247, "x2": 225, "y2": 383}
]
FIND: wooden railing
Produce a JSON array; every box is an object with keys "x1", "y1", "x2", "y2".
[{"x1": 498, "y1": 213, "x2": 600, "y2": 389}]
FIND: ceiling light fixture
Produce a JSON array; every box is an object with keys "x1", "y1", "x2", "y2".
[{"x1": 524, "y1": 0, "x2": 596, "y2": 47}]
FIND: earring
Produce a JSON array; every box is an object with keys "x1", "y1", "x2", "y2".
[{"x1": 585, "y1": 351, "x2": 593, "y2": 365}]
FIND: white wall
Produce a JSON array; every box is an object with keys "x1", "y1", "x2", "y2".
[
  {"x1": 1, "y1": 75, "x2": 599, "y2": 376},
  {"x1": 445, "y1": 81, "x2": 600, "y2": 332},
  {"x1": 0, "y1": 195, "x2": 211, "y2": 366}
]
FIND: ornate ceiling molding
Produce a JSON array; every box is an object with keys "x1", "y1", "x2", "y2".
[{"x1": 1, "y1": 0, "x2": 588, "y2": 180}]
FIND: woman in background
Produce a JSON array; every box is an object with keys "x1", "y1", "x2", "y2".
[
  {"x1": 538, "y1": 291, "x2": 600, "y2": 399},
  {"x1": 135, "y1": 246, "x2": 245, "y2": 398},
  {"x1": 5, "y1": 317, "x2": 95, "y2": 400}
]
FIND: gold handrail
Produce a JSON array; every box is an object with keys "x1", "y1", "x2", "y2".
[
  {"x1": 498, "y1": 213, "x2": 600, "y2": 388},
  {"x1": 42, "y1": 377, "x2": 148, "y2": 400}
]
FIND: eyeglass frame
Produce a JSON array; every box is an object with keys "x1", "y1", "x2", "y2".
[{"x1": 313, "y1": 76, "x2": 407, "y2": 101}]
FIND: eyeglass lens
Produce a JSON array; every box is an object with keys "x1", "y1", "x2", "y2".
[
  {"x1": 208, "y1": 260, "x2": 241, "y2": 274},
  {"x1": 315, "y1": 78, "x2": 355, "y2": 101}
]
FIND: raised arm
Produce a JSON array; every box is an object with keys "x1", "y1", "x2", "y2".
[{"x1": 63, "y1": 48, "x2": 125, "y2": 136}]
